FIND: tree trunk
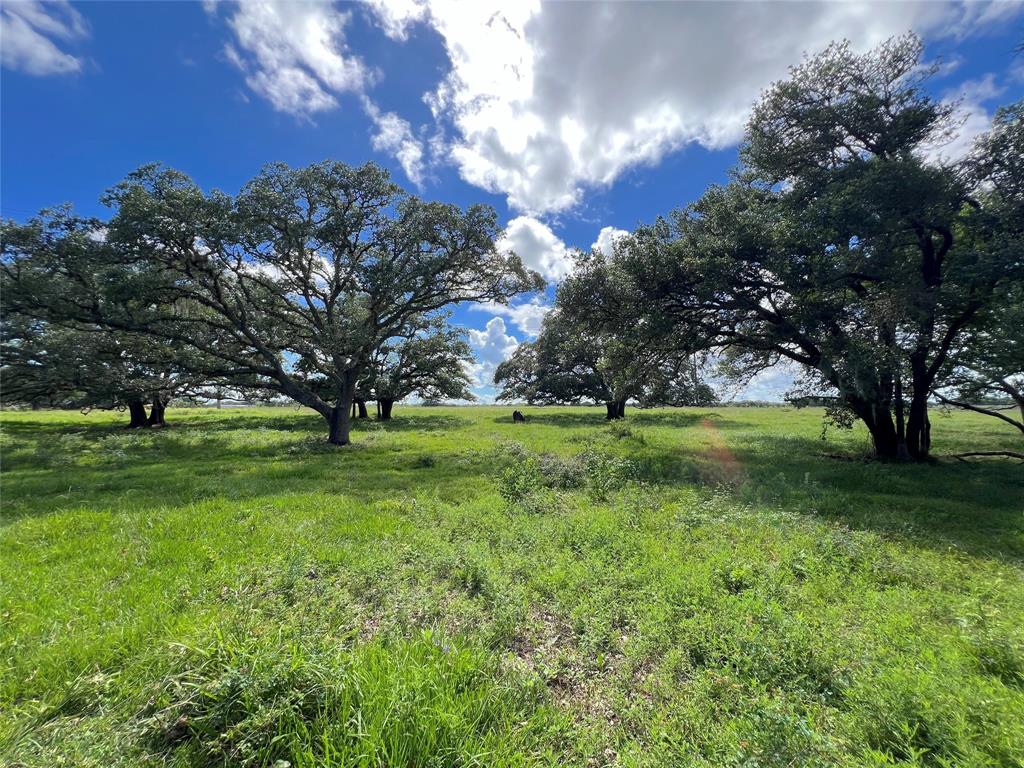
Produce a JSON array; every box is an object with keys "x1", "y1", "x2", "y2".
[
  {"x1": 894, "y1": 378, "x2": 910, "y2": 461},
  {"x1": 147, "y1": 394, "x2": 167, "y2": 427},
  {"x1": 605, "y1": 400, "x2": 626, "y2": 420},
  {"x1": 127, "y1": 399, "x2": 148, "y2": 428},
  {"x1": 905, "y1": 362, "x2": 931, "y2": 460},
  {"x1": 357, "y1": 399, "x2": 368, "y2": 419},
  {"x1": 327, "y1": 371, "x2": 357, "y2": 445},
  {"x1": 869, "y1": 416, "x2": 900, "y2": 459},
  {"x1": 379, "y1": 399, "x2": 394, "y2": 421},
  {"x1": 850, "y1": 398, "x2": 899, "y2": 459}
]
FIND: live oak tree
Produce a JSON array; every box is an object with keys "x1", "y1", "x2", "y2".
[
  {"x1": 612, "y1": 36, "x2": 1021, "y2": 459},
  {"x1": 2, "y1": 212, "x2": 257, "y2": 427},
  {"x1": 95, "y1": 160, "x2": 541, "y2": 444},
  {"x1": 495, "y1": 310, "x2": 620, "y2": 414},
  {"x1": 360, "y1": 318, "x2": 475, "y2": 420},
  {"x1": 494, "y1": 307, "x2": 713, "y2": 419},
  {"x1": 0, "y1": 314, "x2": 186, "y2": 427},
  {"x1": 932, "y1": 102, "x2": 1024, "y2": 437}
]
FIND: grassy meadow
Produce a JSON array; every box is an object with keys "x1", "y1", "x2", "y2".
[{"x1": 1, "y1": 404, "x2": 1023, "y2": 767}]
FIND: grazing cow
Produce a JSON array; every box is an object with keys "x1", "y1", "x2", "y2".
[{"x1": 512, "y1": 410, "x2": 526, "y2": 423}]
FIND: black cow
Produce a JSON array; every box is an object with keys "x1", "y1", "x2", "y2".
[{"x1": 512, "y1": 410, "x2": 526, "y2": 423}]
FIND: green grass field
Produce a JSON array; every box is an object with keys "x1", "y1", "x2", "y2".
[{"x1": 1, "y1": 405, "x2": 1023, "y2": 767}]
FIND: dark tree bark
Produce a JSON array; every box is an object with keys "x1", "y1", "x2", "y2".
[
  {"x1": 895, "y1": 378, "x2": 910, "y2": 461},
  {"x1": 127, "y1": 399, "x2": 148, "y2": 428},
  {"x1": 327, "y1": 370, "x2": 357, "y2": 445},
  {"x1": 147, "y1": 394, "x2": 167, "y2": 427},
  {"x1": 905, "y1": 361, "x2": 932, "y2": 460},
  {"x1": 379, "y1": 399, "x2": 394, "y2": 421},
  {"x1": 356, "y1": 399, "x2": 368, "y2": 419},
  {"x1": 850, "y1": 398, "x2": 899, "y2": 459},
  {"x1": 605, "y1": 399, "x2": 626, "y2": 419}
]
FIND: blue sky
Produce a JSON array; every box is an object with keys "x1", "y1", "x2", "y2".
[{"x1": 3, "y1": 1, "x2": 1023, "y2": 401}]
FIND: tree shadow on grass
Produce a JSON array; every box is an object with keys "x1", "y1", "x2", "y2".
[
  {"x1": 630, "y1": 410, "x2": 747, "y2": 429},
  {"x1": 491, "y1": 409, "x2": 747, "y2": 430},
  {"x1": 160, "y1": 411, "x2": 474, "y2": 434},
  {"x1": 1, "y1": 410, "x2": 485, "y2": 523},
  {"x1": 671, "y1": 431, "x2": 1024, "y2": 563},
  {"x1": 489, "y1": 410, "x2": 607, "y2": 428},
  {"x1": 0, "y1": 436, "x2": 498, "y2": 523}
]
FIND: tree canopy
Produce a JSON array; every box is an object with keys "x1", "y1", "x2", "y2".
[
  {"x1": 587, "y1": 35, "x2": 1022, "y2": 459},
  {"x1": 496, "y1": 254, "x2": 716, "y2": 419},
  {"x1": 360, "y1": 318, "x2": 475, "y2": 420},
  {"x1": 2, "y1": 162, "x2": 543, "y2": 443}
]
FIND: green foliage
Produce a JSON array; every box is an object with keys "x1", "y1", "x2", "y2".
[
  {"x1": 495, "y1": 443, "x2": 638, "y2": 507},
  {"x1": 359, "y1": 316, "x2": 476, "y2": 407},
  {"x1": 2, "y1": 161, "x2": 543, "y2": 443},
  {"x1": 496, "y1": 294, "x2": 715, "y2": 410},
  {"x1": 591, "y1": 35, "x2": 1023, "y2": 460}
]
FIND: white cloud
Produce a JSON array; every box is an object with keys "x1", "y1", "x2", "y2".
[
  {"x1": 925, "y1": 73, "x2": 1007, "y2": 163},
  {"x1": 498, "y1": 215, "x2": 572, "y2": 281},
  {"x1": 362, "y1": 0, "x2": 428, "y2": 41},
  {"x1": 1, "y1": 0, "x2": 87, "y2": 76},
  {"x1": 219, "y1": 1, "x2": 370, "y2": 117},
  {"x1": 216, "y1": 1, "x2": 430, "y2": 185},
  {"x1": 591, "y1": 226, "x2": 629, "y2": 256},
  {"x1": 732, "y1": 364, "x2": 799, "y2": 403},
  {"x1": 364, "y1": 101, "x2": 426, "y2": 186},
  {"x1": 474, "y1": 297, "x2": 550, "y2": 337},
  {"x1": 467, "y1": 315, "x2": 519, "y2": 389},
  {"x1": 369, "y1": 0, "x2": 1023, "y2": 213}
]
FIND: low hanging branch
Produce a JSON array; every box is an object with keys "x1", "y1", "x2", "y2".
[
  {"x1": 932, "y1": 391, "x2": 1024, "y2": 434},
  {"x1": 949, "y1": 451, "x2": 1024, "y2": 463}
]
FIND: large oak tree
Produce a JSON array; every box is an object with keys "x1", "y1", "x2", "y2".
[
  {"x1": 607, "y1": 36, "x2": 1022, "y2": 459},
  {"x1": 107, "y1": 161, "x2": 543, "y2": 445},
  {"x1": 3, "y1": 162, "x2": 543, "y2": 444}
]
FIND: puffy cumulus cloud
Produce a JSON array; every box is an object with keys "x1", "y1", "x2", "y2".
[
  {"x1": 214, "y1": 1, "x2": 431, "y2": 185},
  {"x1": 467, "y1": 316, "x2": 519, "y2": 389},
  {"x1": 364, "y1": 100, "x2": 426, "y2": 186},
  {"x1": 367, "y1": 0, "x2": 1022, "y2": 213},
  {"x1": 498, "y1": 215, "x2": 572, "y2": 281},
  {"x1": 473, "y1": 297, "x2": 550, "y2": 338},
  {"x1": 591, "y1": 226, "x2": 629, "y2": 256},
  {"x1": 1, "y1": 0, "x2": 87, "y2": 76},
  {"x1": 218, "y1": 1, "x2": 370, "y2": 117}
]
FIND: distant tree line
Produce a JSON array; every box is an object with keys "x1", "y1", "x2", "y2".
[{"x1": 3, "y1": 34, "x2": 1021, "y2": 461}]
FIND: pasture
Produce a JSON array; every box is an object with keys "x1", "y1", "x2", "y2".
[{"x1": 1, "y1": 405, "x2": 1023, "y2": 767}]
